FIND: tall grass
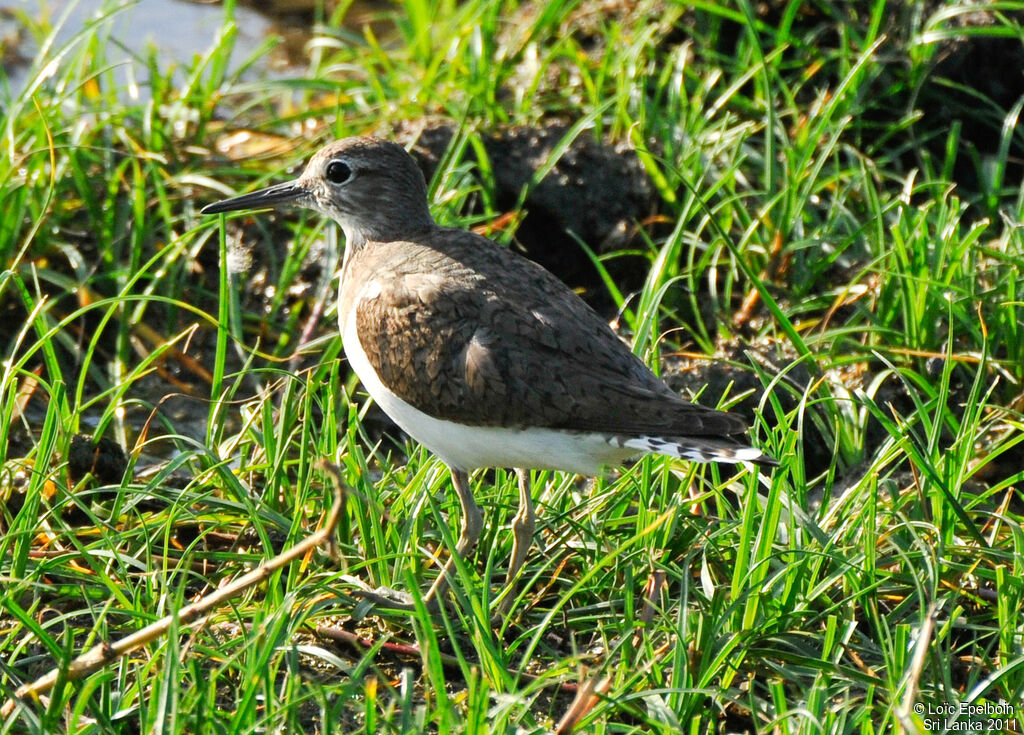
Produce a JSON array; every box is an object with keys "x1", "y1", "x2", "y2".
[{"x1": 1, "y1": 0, "x2": 1022, "y2": 732}]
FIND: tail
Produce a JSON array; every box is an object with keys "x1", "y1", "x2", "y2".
[{"x1": 622, "y1": 435, "x2": 778, "y2": 468}]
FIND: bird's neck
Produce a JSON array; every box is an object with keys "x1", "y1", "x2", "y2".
[{"x1": 338, "y1": 217, "x2": 438, "y2": 269}]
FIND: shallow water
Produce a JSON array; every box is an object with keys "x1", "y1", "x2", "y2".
[{"x1": 3, "y1": 0, "x2": 281, "y2": 92}]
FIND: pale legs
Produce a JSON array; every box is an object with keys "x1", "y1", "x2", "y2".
[
  {"x1": 424, "y1": 468, "x2": 483, "y2": 603},
  {"x1": 359, "y1": 467, "x2": 537, "y2": 615},
  {"x1": 426, "y1": 468, "x2": 536, "y2": 613},
  {"x1": 495, "y1": 469, "x2": 536, "y2": 616}
]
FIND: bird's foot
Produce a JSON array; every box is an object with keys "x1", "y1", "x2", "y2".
[
  {"x1": 342, "y1": 576, "x2": 441, "y2": 614},
  {"x1": 352, "y1": 586, "x2": 416, "y2": 609}
]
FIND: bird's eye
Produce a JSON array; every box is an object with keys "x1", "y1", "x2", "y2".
[{"x1": 325, "y1": 160, "x2": 352, "y2": 184}]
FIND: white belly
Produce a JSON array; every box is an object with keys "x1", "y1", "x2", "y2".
[{"x1": 341, "y1": 306, "x2": 635, "y2": 474}]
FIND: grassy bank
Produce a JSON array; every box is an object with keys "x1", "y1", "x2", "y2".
[{"x1": 1, "y1": 0, "x2": 1022, "y2": 732}]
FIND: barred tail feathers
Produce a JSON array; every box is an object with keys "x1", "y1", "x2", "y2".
[{"x1": 620, "y1": 435, "x2": 778, "y2": 468}]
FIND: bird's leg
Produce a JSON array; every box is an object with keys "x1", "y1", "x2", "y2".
[
  {"x1": 507, "y1": 468, "x2": 536, "y2": 585},
  {"x1": 496, "y1": 468, "x2": 536, "y2": 616},
  {"x1": 424, "y1": 468, "x2": 482, "y2": 603},
  {"x1": 351, "y1": 468, "x2": 481, "y2": 612}
]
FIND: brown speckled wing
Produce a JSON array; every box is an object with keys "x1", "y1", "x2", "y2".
[{"x1": 349, "y1": 228, "x2": 748, "y2": 438}]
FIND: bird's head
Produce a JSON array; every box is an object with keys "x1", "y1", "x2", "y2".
[{"x1": 202, "y1": 136, "x2": 435, "y2": 249}]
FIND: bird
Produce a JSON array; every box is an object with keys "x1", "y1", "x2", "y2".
[{"x1": 201, "y1": 136, "x2": 776, "y2": 611}]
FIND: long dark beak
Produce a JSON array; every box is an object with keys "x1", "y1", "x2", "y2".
[{"x1": 201, "y1": 180, "x2": 307, "y2": 215}]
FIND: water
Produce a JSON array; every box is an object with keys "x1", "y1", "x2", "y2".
[{"x1": 2, "y1": 0, "x2": 280, "y2": 92}]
